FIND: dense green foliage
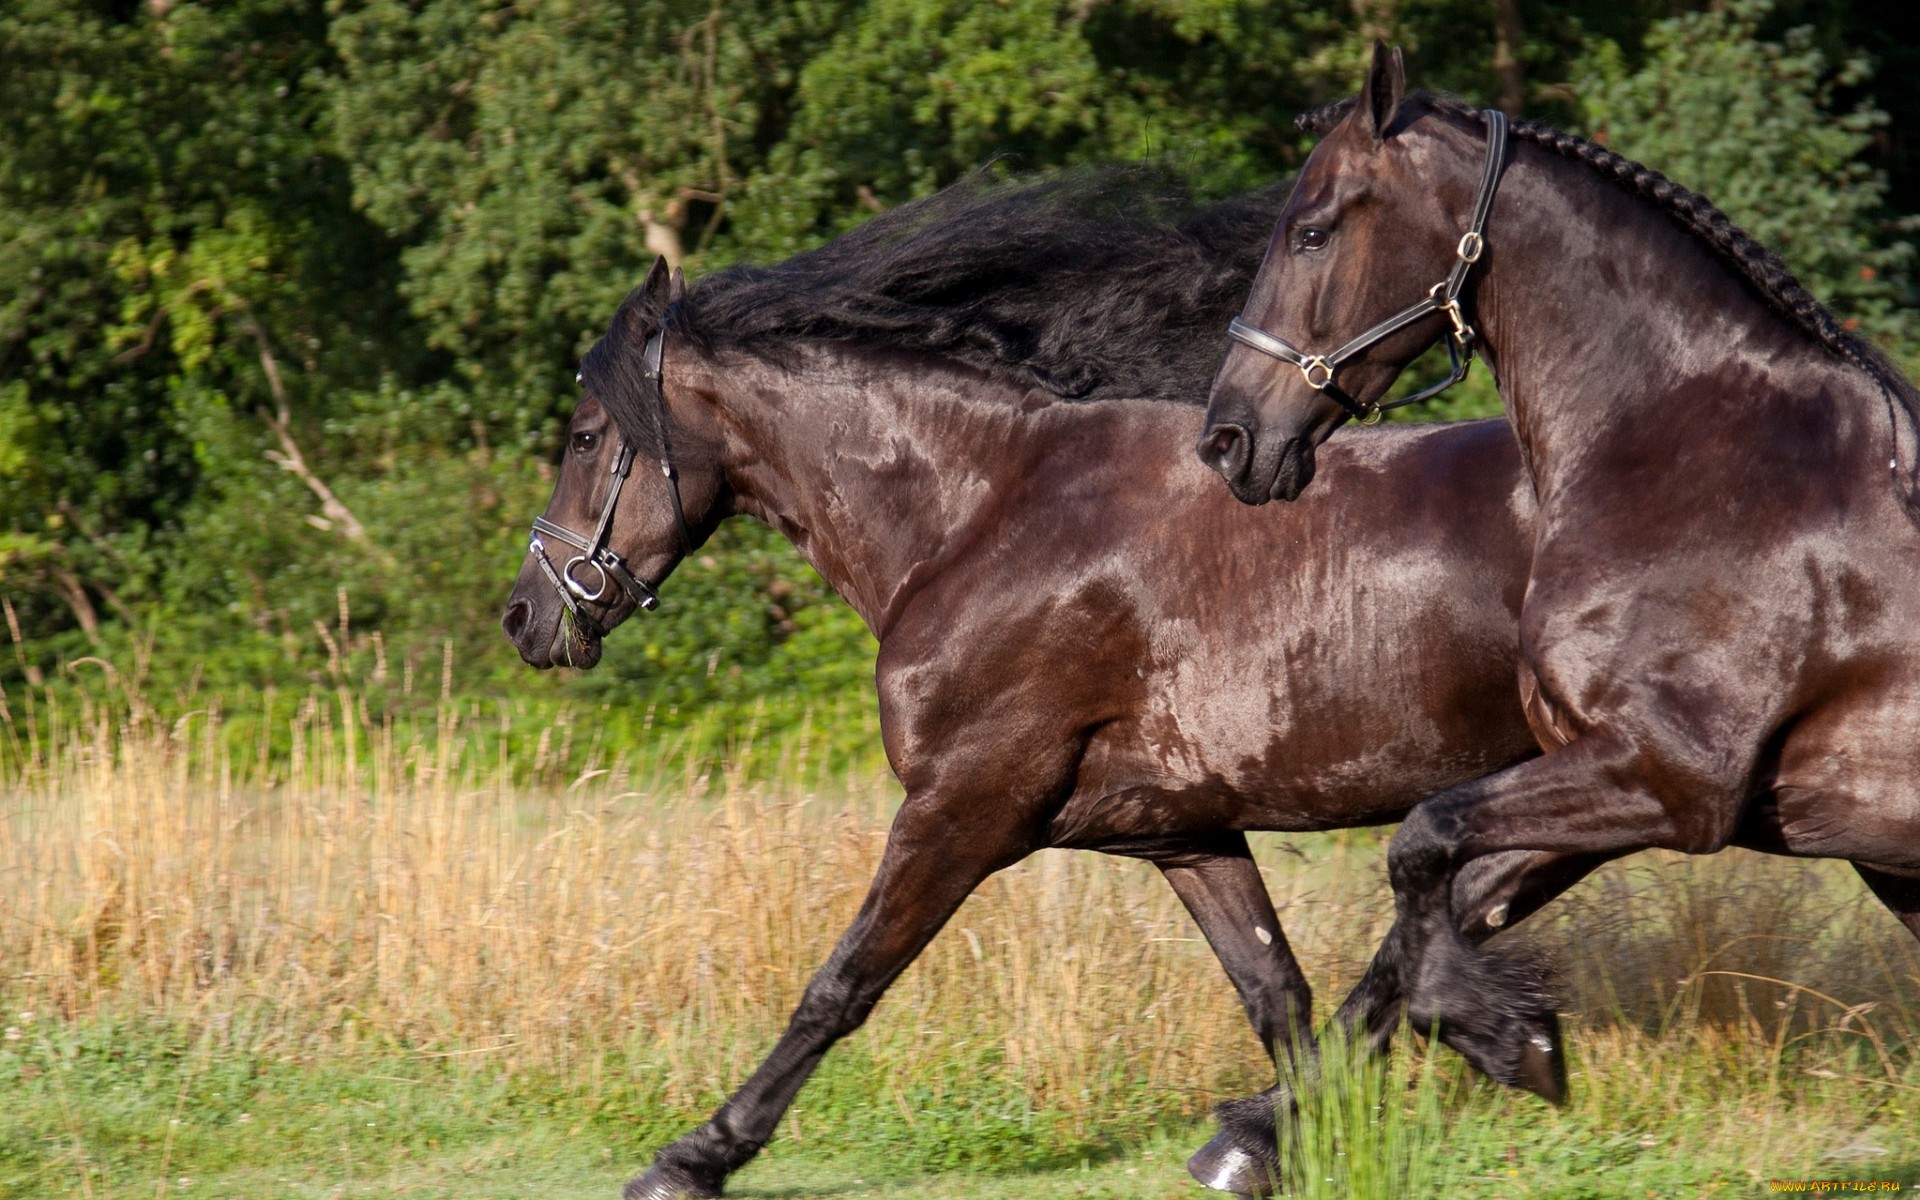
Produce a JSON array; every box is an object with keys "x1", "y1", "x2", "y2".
[
  {"x1": 3, "y1": 0, "x2": 1916, "y2": 745},
  {"x1": 1580, "y1": 0, "x2": 1917, "y2": 341}
]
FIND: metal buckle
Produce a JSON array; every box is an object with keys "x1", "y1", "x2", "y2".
[
  {"x1": 1299, "y1": 356, "x2": 1334, "y2": 391},
  {"x1": 564, "y1": 556, "x2": 610, "y2": 602},
  {"x1": 1456, "y1": 231, "x2": 1484, "y2": 264},
  {"x1": 1428, "y1": 284, "x2": 1475, "y2": 345},
  {"x1": 1358, "y1": 403, "x2": 1384, "y2": 426}
]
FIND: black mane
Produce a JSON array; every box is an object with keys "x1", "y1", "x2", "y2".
[
  {"x1": 660, "y1": 167, "x2": 1281, "y2": 401},
  {"x1": 1298, "y1": 93, "x2": 1912, "y2": 406}
]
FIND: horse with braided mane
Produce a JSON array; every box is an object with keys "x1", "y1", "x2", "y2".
[{"x1": 1200, "y1": 42, "x2": 1920, "y2": 1105}]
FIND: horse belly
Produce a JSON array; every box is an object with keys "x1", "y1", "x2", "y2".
[{"x1": 1769, "y1": 683, "x2": 1920, "y2": 867}]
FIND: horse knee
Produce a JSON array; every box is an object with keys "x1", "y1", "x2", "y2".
[
  {"x1": 1243, "y1": 986, "x2": 1311, "y2": 1054},
  {"x1": 792, "y1": 972, "x2": 877, "y2": 1041},
  {"x1": 1387, "y1": 803, "x2": 1468, "y2": 892}
]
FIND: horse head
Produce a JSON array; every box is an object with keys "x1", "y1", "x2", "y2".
[
  {"x1": 502, "y1": 258, "x2": 729, "y2": 669},
  {"x1": 1199, "y1": 42, "x2": 1506, "y2": 503}
]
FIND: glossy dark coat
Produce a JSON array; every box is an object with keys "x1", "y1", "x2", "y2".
[
  {"x1": 501, "y1": 254, "x2": 1572, "y2": 1196},
  {"x1": 1198, "y1": 44, "x2": 1920, "y2": 1101}
]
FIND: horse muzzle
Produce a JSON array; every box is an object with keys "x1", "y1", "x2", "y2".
[{"x1": 502, "y1": 587, "x2": 606, "y2": 670}]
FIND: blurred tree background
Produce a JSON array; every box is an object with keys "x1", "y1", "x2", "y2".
[{"x1": 2, "y1": 0, "x2": 1916, "y2": 757}]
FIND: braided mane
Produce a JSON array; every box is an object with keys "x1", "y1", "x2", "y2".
[{"x1": 1296, "y1": 93, "x2": 1912, "y2": 404}]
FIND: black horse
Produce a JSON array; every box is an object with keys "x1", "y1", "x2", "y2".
[
  {"x1": 504, "y1": 171, "x2": 1575, "y2": 1198},
  {"x1": 1199, "y1": 44, "x2": 1920, "y2": 1101}
]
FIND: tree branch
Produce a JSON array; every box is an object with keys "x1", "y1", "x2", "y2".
[
  {"x1": 51, "y1": 502, "x2": 139, "y2": 627},
  {"x1": 112, "y1": 279, "x2": 212, "y2": 364},
  {"x1": 47, "y1": 564, "x2": 102, "y2": 648},
  {"x1": 234, "y1": 308, "x2": 379, "y2": 549},
  {"x1": 1491, "y1": 0, "x2": 1527, "y2": 118}
]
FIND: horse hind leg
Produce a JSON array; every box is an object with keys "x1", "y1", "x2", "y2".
[
  {"x1": 1145, "y1": 836, "x2": 1308, "y2": 1197},
  {"x1": 1854, "y1": 861, "x2": 1920, "y2": 943},
  {"x1": 1151, "y1": 835, "x2": 1314, "y2": 1060}
]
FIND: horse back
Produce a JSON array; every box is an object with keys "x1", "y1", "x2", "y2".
[{"x1": 875, "y1": 407, "x2": 1541, "y2": 843}]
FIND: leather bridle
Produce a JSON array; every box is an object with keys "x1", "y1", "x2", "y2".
[
  {"x1": 526, "y1": 321, "x2": 694, "y2": 634},
  {"x1": 1226, "y1": 109, "x2": 1509, "y2": 423}
]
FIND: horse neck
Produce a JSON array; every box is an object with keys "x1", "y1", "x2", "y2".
[
  {"x1": 693, "y1": 344, "x2": 1041, "y2": 636},
  {"x1": 1470, "y1": 138, "x2": 1869, "y2": 485}
]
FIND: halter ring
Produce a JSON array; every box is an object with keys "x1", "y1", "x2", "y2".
[
  {"x1": 564, "y1": 556, "x2": 610, "y2": 602},
  {"x1": 1300, "y1": 357, "x2": 1335, "y2": 391},
  {"x1": 1457, "y1": 231, "x2": 1484, "y2": 263}
]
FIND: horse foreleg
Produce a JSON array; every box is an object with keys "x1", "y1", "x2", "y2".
[
  {"x1": 1452, "y1": 848, "x2": 1620, "y2": 943},
  {"x1": 624, "y1": 800, "x2": 1034, "y2": 1200},
  {"x1": 1361, "y1": 734, "x2": 1729, "y2": 1104}
]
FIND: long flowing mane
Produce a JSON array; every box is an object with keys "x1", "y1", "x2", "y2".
[
  {"x1": 1298, "y1": 93, "x2": 1914, "y2": 408},
  {"x1": 663, "y1": 167, "x2": 1284, "y2": 403}
]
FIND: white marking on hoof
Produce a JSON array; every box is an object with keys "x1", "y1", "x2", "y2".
[
  {"x1": 1204, "y1": 1145, "x2": 1258, "y2": 1193},
  {"x1": 1254, "y1": 926, "x2": 1273, "y2": 946},
  {"x1": 1484, "y1": 902, "x2": 1509, "y2": 930}
]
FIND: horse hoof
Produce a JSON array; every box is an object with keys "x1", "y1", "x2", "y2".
[
  {"x1": 1187, "y1": 1129, "x2": 1279, "y2": 1197},
  {"x1": 623, "y1": 1161, "x2": 723, "y2": 1200},
  {"x1": 1513, "y1": 1009, "x2": 1568, "y2": 1106}
]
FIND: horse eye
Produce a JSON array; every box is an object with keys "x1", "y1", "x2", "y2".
[
  {"x1": 1298, "y1": 227, "x2": 1329, "y2": 252},
  {"x1": 571, "y1": 431, "x2": 599, "y2": 455}
]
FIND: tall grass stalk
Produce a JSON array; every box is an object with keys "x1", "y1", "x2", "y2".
[{"x1": 1280, "y1": 1028, "x2": 1447, "y2": 1199}]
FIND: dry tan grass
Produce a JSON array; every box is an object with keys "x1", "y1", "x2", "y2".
[
  {"x1": 2, "y1": 682, "x2": 1916, "y2": 1146},
  {"x1": 0, "y1": 688, "x2": 1287, "y2": 1132}
]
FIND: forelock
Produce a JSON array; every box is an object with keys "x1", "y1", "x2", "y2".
[
  {"x1": 1295, "y1": 97, "x2": 1356, "y2": 135},
  {"x1": 579, "y1": 311, "x2": 667, "y2": 457}
]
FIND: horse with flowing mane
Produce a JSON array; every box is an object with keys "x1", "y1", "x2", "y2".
[
  {"x1": 504, "y1": 168, "x2": 1568, "y2": 1198},
  {"x1": 1199, "y1": 43, "x2": 1920, "y2": 1106}
]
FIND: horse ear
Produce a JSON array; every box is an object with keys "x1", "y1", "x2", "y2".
[
  {"x1": 1357, "y1": 40, "x2": 1406, "y2": 141},
  {"x1": 668, "y1": 266, "x2": 686, "y2": 303},
  {"x1": 640, "y1": 256, "x2": 672, "y2": 310},
  {"x1": 615, "y1": 257, "x2": 674, "y2": 337}
]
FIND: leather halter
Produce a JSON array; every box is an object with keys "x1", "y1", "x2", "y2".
[
  {"x1": 1227, "y1": 109, "x2": 1509, "y2": 423},
  {"x1": 526, "y1": 322, "x2": 694, "y2": 634}
]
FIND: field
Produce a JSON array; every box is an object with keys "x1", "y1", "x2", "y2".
[{"x1": 2, "y1": 686, "x2": 1917, "y2": 1198}]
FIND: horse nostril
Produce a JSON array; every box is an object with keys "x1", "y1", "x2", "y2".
[
  {"x1": 1198, "y1": 423, "x2": 1252, "y2": 483},
  {"x1": 502, "y1": 598, "x2": 534, "y2": 642}
]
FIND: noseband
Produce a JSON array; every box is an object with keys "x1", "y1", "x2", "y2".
[
  {"x1": 1226, "y1": 109, "x2": 1509, "y2": 423},
  {"x1": 526, "y1": 321, "x2": 694, "y2": 634}
]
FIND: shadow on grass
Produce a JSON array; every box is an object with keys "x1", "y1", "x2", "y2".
[{"x1": 727, "y1": 1120, "x2": 1213, "y2": 1199}]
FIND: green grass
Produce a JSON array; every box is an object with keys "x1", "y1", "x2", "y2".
[
  {"x1": 1279, "y1": 1028, "x2": 1446, "y2": 1199},
  {"x1": 5, "y1": 1019, "x2": 1915, "y2": 1200}
]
